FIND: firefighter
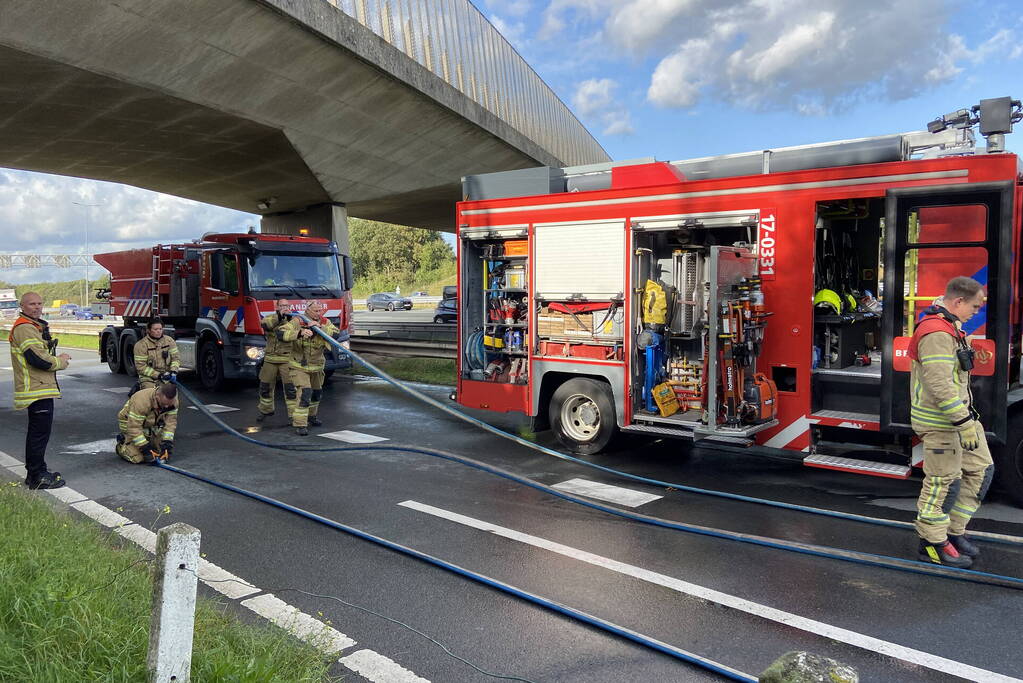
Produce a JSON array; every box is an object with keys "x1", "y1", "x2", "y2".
[
  {"x1": 257, "y1": 298, "x2": 297, "y2": 422},
  {"x1": 134, "y1": 319, "x2": 180, "y2": 390},
  {"x1": 280, "y1": 300, "x2": 338, "y2": 435},
  {"x1": 116, "y1": 383, "x2": 178, "y2": 464},
  {"x1": 9, "y1": 291, "x2": 71, "y2": 489},
  {"x1": 908, "y1": 276, "x2": 991, "y2": 568}
]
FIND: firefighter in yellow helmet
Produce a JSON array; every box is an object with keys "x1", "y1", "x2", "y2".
[
  {"x1": 116, "y1": 383, "x2": 179, "y2": 464},
  {"x1": 279, "y1": 301, "x2": 338, "y2": 435},
  {"x1": 257, "y1": 299, "x2": 297, "y2": 422},
  {"x1": 134, "y1": 319, "x2": 180, "y2": 390},
  {"x1": 907, "y1": 276, "x2": 991, "y2": 568}
]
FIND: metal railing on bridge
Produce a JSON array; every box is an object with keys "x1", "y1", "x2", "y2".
[{"x1": 326, "y1": 0, "x2": 609, "y2": 166}]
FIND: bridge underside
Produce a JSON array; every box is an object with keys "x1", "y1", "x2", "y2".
[{"x1": 0, "y1": 0, "x2": 573, "y2": 231}]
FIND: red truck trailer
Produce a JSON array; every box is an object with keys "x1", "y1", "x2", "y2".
[
  {"x1": 94, "y1": 231, "x2": 354, "y2": 390},
  {"x1": 455, "y1": 97, "x2": 1023, "y2": 505}
]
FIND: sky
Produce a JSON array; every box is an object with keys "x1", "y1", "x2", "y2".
[{"x1": 2, "y1": 0, "x2": 1021, "y2": 284}]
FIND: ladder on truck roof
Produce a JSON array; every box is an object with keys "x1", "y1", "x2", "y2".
[{"x1": 151, "y1": 246, "x2": 174, "y2": 319}]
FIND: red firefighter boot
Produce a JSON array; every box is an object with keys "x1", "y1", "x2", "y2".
[{"x1": 918, "y1": 538, "x2": 973, "y2": 568}]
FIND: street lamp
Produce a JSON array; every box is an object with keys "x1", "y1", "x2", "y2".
[{"x1": 72, "y1": 200, "x2": 103, "y2": 307}]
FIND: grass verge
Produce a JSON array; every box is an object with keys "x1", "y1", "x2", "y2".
[
  {"x1": 0, "y1": 482, "x2": 337, "y2": 681},
  {"x1": 344, "y1": 356, "x2": 455, "y2": 386},
  {"x1": 52, "y1": 332, "x2": 100, "y2": 352}
]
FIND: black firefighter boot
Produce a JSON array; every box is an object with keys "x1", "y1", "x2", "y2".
[
  {"x1": 919, "y1": 538, "x2": 973, "y2": 568},
  {"x1": 947, "y1": 534, "x2": 981, "y2": 558}
]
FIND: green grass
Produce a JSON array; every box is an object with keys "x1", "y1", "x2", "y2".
[
  {"x1": 0, "y1": 482, "x2": 338, "y2": 682},
  {"x1": 345, "y1": 357, "x2": 455, "y2": 386},
  {"x1": 52, "y1": 332, "x2": 100, "y2": 352}
]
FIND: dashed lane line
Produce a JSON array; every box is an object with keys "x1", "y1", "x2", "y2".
[
  {"x1": 551, "y1": 477, "x2": 662, "y2": 508},
  {"x1": 0, "y1": 449, "x2": 430, "y2": 682},
  {"x1": 399, "y1": 499, "x2": 1022, "y2": 683}
]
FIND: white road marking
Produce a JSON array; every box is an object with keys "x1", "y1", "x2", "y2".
[
  {"x1": 62, "y1": 439, "x2": 116, "y2": 455},
  {"x1": 339, "y1": 649, "x2": 429, "y2": 683},
  {"x1": 240, "y1": 594, "x2": 356, "y2": 654},
  {"x1": 8, "y1": 465, "x2": 26, "y2": 478},
  {"x1": 0, "y1": 452, "x2": 427, "y2": 680},
  {"x1": 551, "y1": 478, "x2": 662, "y2": 508},
  {"x1": 400, "y1": 500, "x2": 1021, "y2": 683},
  {"x1": 0, "y1": 365, "x2": 12, "y2": 371},
  {"x1": 187, "y1": 404, "x2": 239, "y2": 413},
  {"x1": 103, "y1": 386, "x2": 133, "y2": 394},
  {"x1": 318, "y1": 430, "x2": 389, "y2": 444}
]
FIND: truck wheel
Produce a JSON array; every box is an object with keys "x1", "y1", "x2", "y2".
[
  {"x1": 550, "y1": 378, "x2": 616, "y2": 455},
  {"x1": 105, "y1": 334, "x2": 124, "y2": 374},
  {"x1": 121, "y1": 334, "x2": 138, "y2": 378},
  {"x1": 198, "y1": 342, "x2": 225, "y2": 391},
  {"x1": 995, "y1": 411, "x2": 1023, "y2": 507}
]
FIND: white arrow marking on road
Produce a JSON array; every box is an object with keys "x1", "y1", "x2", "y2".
[
  {"x1": 318, "y1": 430, "x2": 389, "y2": 443},
  {"x1": 187, "y1": 404, "x2": 238, "y2": 413},
  {"x1": 103, "y1": 386, "x2": 133, "y2": 394},
  {"x1": 399, "y1": 500, "x2": 1022, "y2": 683},
  {"x1": 62, "y1": 439, "x2": 116, "y2": 454}
]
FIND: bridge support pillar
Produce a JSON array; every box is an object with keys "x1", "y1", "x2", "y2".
[{"x1": 260, "y1": 203, "x2": 349, "y2": 254}]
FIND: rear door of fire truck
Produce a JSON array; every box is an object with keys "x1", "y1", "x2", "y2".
[{"x1": 881, "y1": 181, "x2": 1015, "y2": 454}]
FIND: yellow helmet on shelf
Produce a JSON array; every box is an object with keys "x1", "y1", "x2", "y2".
[
  {"x1": 813, "y1": 289, "x2": 842, "y2": 315},
  {"x1": 845, "y1": 293, "x2": 858, "y2": 311}
]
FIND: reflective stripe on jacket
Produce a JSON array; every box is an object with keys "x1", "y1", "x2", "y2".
[
  {"x1": 909, "y1": 314, "x2": 973, "y2": 431},
  {"x1": 133, "y1": 335, "x2": 180, "y2": 379},
  {"x1": 260, "y1": 313, "x2": 293, "y2": 363},
  {"x1": 8, "y1": 316, "x2": 67, "y2": 409},
  {"x1": 117, "y1": 388, "x2": 178, "y2": 445},
  {"x1": 280, "y1": 317, "x2": 339, "y2": 372}
]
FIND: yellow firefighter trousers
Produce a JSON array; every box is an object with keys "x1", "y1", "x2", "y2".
[
  {"x1": 915, "y1": 426, "x2": 994, "y2": 543},
  {"x1": 291, "y1": 368, "x2": 324, "y2": 427},
  {"x1": 116, "y1": 430, "x2": 161, "y2": 464},
  {"x1": 258, "y1": 360, "x2": 295, "y2": 417}
]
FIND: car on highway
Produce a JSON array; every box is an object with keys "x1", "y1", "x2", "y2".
[
  {"x1": 366, "y1": 292, "x2": 413, "y2": 311},
  {"x1": 74, "y1": 307, "x2": 102, "y2": 320},
  {"x1": 433, "y1": 297, "x2": 456, "y2": 323},
  {"x1": 410, "y1": 290, "x2": 429, "y2": 297}
]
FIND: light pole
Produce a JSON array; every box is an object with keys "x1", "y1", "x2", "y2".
[{"x1": 72, "y1": 200, "x2": 103, "y2": 307}]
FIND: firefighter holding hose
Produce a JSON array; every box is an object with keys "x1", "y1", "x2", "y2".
[
  {"x1": 279, "y1": 300, "x2": 338, "y2": 435},
  {"x1": 257, "y1": 298, "x2": 297, "y2": 422}
]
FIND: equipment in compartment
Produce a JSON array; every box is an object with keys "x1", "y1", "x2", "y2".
[{"x1": 670, "y1": 250, "x2": 704, "y2": 337}]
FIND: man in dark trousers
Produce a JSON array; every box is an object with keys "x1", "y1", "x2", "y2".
[{"x1": 8, "y1": 291, "x2": 71, "y2": 489}]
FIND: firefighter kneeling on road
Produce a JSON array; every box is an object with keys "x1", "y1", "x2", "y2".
[
  {"x1": 134, "y1": 318, "x2": 180, "y2": 390},
  {"x1": 116, "y1": 383, "x2": 178, "y2": 464},
  {"x1": 909, "y1": 276, "x2": 991, "y2": 568},
  {"x1": 280, "y1": 300, "x2": 337, "y2": 436},
  {"x1": 257, "y1": 298, "x2": 296, "y2": 422}
]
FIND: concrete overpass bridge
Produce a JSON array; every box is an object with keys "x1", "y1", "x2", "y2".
[{"x1": 0, "y1": 0, "x2": 609, "y2": 245}]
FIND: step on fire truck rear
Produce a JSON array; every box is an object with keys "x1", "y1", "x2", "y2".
[{"x1": 455, "y1": 96, "x2": 1023, "y2": 505}]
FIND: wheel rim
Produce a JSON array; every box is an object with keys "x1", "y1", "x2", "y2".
[
  {"x1": 202, "y1": 348, "x2": 216, "y2": 383},
  {"x1": 106, "y1": 338, "x2": 116, "y2": 363},
  {"x1": 560, "y1": 393, "x2": 601, "y2": 442}
]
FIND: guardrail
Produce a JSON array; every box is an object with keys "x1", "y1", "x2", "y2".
[{"x1": 350, "y1": 321, "x2": 455, "y2": 359}]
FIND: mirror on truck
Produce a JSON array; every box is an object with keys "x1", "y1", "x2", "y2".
[
  {"x1": 341, "y1": 254, "x2": 354, "y2": 291},
  {"x1": 210, "y1": 252, "x2": 239, "y2": 295}
]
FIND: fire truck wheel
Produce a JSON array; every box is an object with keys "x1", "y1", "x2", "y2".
[
  {"x1": 550, "y1": 378, "x2": 616, "y2": 455},
  {"x1": 995, "y1": 411, "x2": 1023, "y2": 507},
  {"x1": 198, "y1": 342, "x2": 225, "y2": 391},
  {"x1": 105, "y1": 334, "x2": 124, "y2": 374},
  {"x1": 121, "y1": 334, "x2": 138, "y2": 378}
]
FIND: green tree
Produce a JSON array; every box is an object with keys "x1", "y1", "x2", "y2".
[{"x1": 348, "y1": 218, "x2": 453, "y2": 294}]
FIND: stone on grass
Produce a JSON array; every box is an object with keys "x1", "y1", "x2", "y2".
[{"x1": 759, "y1": 651, "x2": 858, "y2": 683}]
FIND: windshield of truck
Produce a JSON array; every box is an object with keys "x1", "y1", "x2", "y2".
[{"x1": 248, "y1": 253, "x2": 342, "y2": 297}]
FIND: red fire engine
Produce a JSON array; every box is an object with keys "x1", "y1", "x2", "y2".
[
  {"x1": 94, "y1": 231, "x2": 354, "y2": 390},
  {"x1": 455, "y1": 97, "x2": 1023, "y2": 505}
]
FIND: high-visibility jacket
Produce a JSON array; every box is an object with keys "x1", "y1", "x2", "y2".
[
  {"x1": 133, "y1": 334, "x2": 180, "y2": 380},
  {"x1": 908, "y1": 309, "x2": 974, "y2": 431},
  {"x1": 279, "y1": 317, "x2": 339, "y2": 372},
  {"x1": 8, "y1": 315, "x2": 68, "y2": 409},
  {"x1": 117, "y1": 387, "x2": 178, "y2": 447},
  {"x1": 260, "y1": 313, "x2": 294, "y2": 363}
]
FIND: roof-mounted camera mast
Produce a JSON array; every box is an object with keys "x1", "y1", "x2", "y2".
[{"x1": 926, "y1": 96, "x2": 1023, "y2": 153}]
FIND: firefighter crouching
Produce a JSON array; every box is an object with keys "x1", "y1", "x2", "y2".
[
  {"x1": 280, "y1": 301, "x2": 338, "y2": 436},
  {"x1": 257, "y1": 299, "x2": 297, "y2": 422},
  {"x1": 908, "y1": 276, "x2": 992, "y2": 568},
  {"x1": 116, "y1": 383, "x2": 178, "y2": 464},
  {"x1": 134, "y1": 318, "x2": 180, "y2": 390}
]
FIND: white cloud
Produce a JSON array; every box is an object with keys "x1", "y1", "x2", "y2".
[
  {"x1": 0, "y1": 169, "x2": 257, "y2": 283},
  {"x1": 572, "y1": 78, "x2": 634, "y2": 136},
  {"x1": 541, "y1": 0, "x2": 1021, "y2": 114}
]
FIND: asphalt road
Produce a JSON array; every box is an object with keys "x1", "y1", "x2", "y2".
[{"x1": 1, "y1": 341, "x2": 1022, "y2": 682}]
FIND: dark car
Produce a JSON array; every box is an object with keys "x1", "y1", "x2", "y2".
[
  {"x1": 433, "y1": 297, "x2": 456, "y2": 323},
  {"x1": 367, "y1": 292, "x2": 413, "y2": 311}
]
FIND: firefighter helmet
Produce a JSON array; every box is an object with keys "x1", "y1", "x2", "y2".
[
  {"x1": 813, "y1": 289, "x2": 842, "y2": 315},
  {"x1": 845, "y1": 293, "x2": 858, "y2": 312}
]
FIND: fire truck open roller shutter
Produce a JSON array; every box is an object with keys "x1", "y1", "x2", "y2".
[{"x1": 534, "y1": 220, "x2": 626, "y2": 300}]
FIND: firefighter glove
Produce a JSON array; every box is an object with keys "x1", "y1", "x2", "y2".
[
  {"x1": 159, "y1": 372, "x2": 172, "y2": 381},
  {"x1": 160, "y1": 441, "x2": 174, "y2": 456},
  {"x1": 957, "y1": 420, "x2": 981, "y2": 451}
]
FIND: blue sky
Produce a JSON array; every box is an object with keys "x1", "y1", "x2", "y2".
[{"x1": 2, "y1": 0, "x2": 1021, "y2": 283}]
